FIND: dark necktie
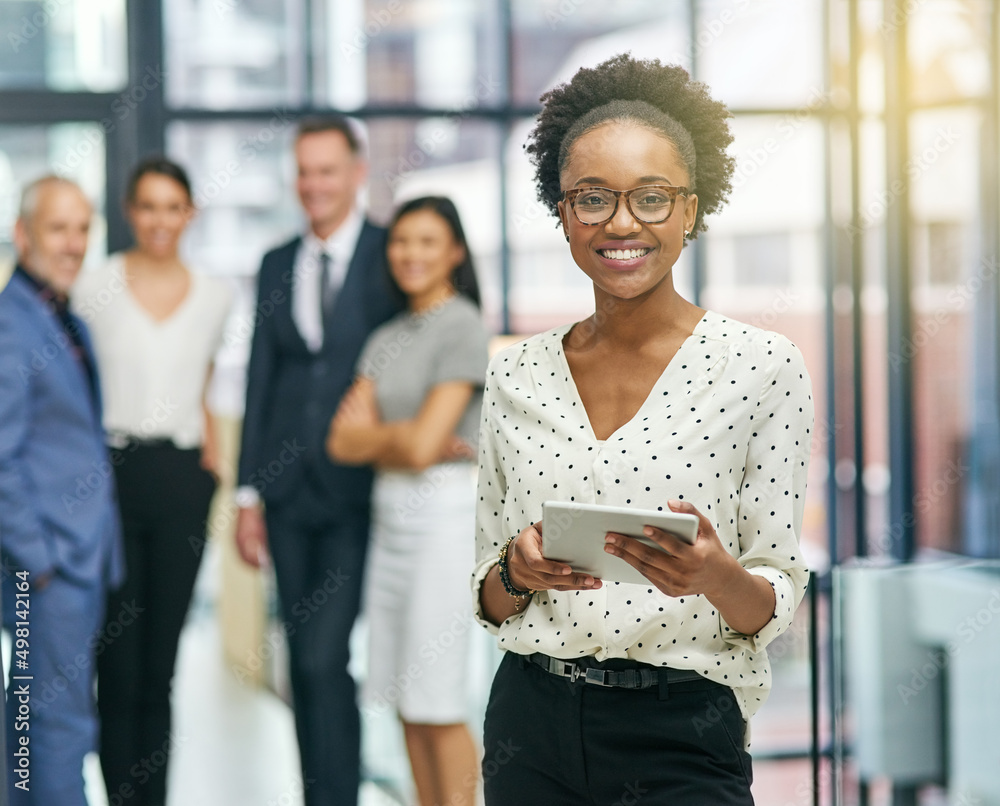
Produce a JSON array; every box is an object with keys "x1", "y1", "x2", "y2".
[
  {"x1": 14, "y1": 265, "x2": 98, "y2": 405},
  {"x1": 319, "y1": 251, "x2": 335, "y2": 319}
]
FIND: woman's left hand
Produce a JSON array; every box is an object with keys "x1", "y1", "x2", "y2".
[
  {"x1": 199, "y1": 444, "x2": 220, "y2": 481},
  {"x1": 603, "y1": 499, "x2": 740, "y2": 600}
]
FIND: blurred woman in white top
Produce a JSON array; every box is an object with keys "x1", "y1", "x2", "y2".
[{"x1": 72, "y1": 156, "x2": 233, "y2": 806}]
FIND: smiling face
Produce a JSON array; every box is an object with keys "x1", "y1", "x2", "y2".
[
  {"x1": 557, "y1": 120, "x2": 698, "y2": 303},
  {"x1": 14, "y1": 181, "x2": 92, "y2": 296},
  {"x1": 295, "y1": 130, "x2": 366, "y2": 239},
  {"x1": 126, "y1": 172, "x2": 194, "y2": 260},
  {"x1": 387, "y1": 208, "x2": 465, "y2": 310}
]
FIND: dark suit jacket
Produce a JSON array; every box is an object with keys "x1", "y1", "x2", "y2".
[
  {"x1": 0, "y1": 269, "x2": 124, "y2": 589},
  {"x1": 238, "y1": 220, "x2": 405, "y2": 516}
]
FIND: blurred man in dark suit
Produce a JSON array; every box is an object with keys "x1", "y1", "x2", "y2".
[{"x1": 235, "y1": 117, "x2": 404, "y2": 806}]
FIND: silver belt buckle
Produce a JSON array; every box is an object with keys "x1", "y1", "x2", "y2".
[
  {"x1": 584, "y1": 668, "x2": 612, "y2": 687},
  {"x1": 558, "y1": 661, "x2": 583, "y2": 683}
]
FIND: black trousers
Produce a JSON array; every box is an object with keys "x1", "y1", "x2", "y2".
[
  {"x1": 265, "y1": 483, "x2": 369, "y2": 806},
  {"x1": 98, "y1": 443, "x2": 215, "y2": 806},
  {"x1": 483, "y1": 652, "x2": 755, "y2": 806}
]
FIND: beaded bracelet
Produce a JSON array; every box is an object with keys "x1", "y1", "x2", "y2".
[{"x1": 498, "y1": 534, "x2": 535, "y2": 607}]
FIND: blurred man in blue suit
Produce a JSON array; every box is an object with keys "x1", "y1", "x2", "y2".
[{"x1": 0, "y1": 176, "x2": 124, "y2": 805}]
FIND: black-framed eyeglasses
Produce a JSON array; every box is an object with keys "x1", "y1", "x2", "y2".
[{"x1": 562, "y1": 184, "x2": 689, "y2": 226}]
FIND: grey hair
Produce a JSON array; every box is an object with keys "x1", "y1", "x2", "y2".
[
  {"x1": 558, "y1": 99, "x2": 698, "y2": 190},
  {"x1": 18, "y1": 175, "x2": 86, "y2": 224}
]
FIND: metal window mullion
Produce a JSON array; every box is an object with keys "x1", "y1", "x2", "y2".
[
  {"x1": 884, "y1": 0, "x2": 919, "y2": 793},
  {"x1": 688, "y1": 0, "x2": 704, "y2": 308},
  {"x1": 0, "y1": 92, "x2": 118, "y2": 123},
  {"x1": 884, "y1": 0, "x2": 915, "y2": 567},
  {"x1": 964, "y1": 0, "x2": 1000, "y2": 558},
  {"x1": 498, "y1": 0, "x2": 513, "y2": 335}
]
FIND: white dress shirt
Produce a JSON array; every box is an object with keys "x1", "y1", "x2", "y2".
[
  {"x1": 472, "y1": 310, "x2": 814, "y2": 738},
  {"x1": 292, "y1": 207, "x2": 365, "y2": 352},
  {"x1": 71, "y1": 254, "x2": 234, "y2": 448}
]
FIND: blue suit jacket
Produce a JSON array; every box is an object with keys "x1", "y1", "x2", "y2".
[
  {"x1": 0, "y1": 270, "x2": 123, "y2": 590},
  {"x1": 237, "y1": 221, "x2": 406, "y2": 515}
]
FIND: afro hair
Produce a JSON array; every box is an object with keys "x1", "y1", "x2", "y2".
[{"x1": 526, "y1": 53, "x2": 735, "y2": 239}]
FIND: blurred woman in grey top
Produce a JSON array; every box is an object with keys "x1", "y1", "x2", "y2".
[{"x1": 327, "y1": 196, "x2": 488, "y2": 806}]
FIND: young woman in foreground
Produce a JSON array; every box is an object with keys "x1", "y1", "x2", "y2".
[{"x1": 473, "y1": 55, "x2": 814, "y2": 805}]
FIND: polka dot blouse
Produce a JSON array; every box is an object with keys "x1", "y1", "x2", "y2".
[{"x1": 472, "y1": 310, "x2": 814, "y2": 722}]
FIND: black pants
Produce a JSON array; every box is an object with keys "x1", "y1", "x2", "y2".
[
  {"x1": 266, "y1": 483, "x2": 369, "y2": 806},
  {"x1": 98, "y1": 443, "x2": 215, "y2": 806},
  {"x1": 483, "y1": 652, "x2": 754, "y2": 806}
]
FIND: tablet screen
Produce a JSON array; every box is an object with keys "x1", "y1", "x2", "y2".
[{"x1": 541, "y1": 501, "x2": 699, "y2": 585}]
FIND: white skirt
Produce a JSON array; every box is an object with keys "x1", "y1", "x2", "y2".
[{"x1": 362, "y1": 462, "x2": 477, "y2": 723}]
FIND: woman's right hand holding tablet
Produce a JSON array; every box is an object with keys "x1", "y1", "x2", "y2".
[
  {"x1": 481, "y1": 520, "x2": 602, "y2": 626},
  {"x1": 507, "y1": 521, "x2": 603, "y2": 593}
]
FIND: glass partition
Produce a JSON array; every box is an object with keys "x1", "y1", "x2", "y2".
[{"x1": 834, "y1": 560, "x2": 1000, "y2": 804}]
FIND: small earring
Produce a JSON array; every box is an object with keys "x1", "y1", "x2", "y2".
[
  {"x1": 684, "y1": 230, "x2": 690, "y2": 237},
  {"x1": 564, "y1": 232, "x2": 570, "y2": 242}
]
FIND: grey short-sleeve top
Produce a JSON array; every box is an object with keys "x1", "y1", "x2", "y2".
[{"x1": 356, "y1": 295, "x2": 489, "y2": 448}]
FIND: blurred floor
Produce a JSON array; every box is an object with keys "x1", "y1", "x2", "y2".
[{"x1": 86, "y1": 611, "x2": 308, "y2": 806}]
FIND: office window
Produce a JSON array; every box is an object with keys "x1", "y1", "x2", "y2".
[
  {"x1": 907, "y1": 0, "x2": 990, "y2": 107},
  {"x1": 510, "y1": 0, "x2": 687, "y2": 107},
  {"x1": 368, "y1": 117, "x2": 504, "y2": 331},
  {"x1": 0, "y1": 123, "x2": 107, "y2": 268},
  {"x1": 0, "y1": 0, "x2": 126, "y2": 91},
  {"x1": 315, "y1": 0, "x2": 507, "y2": 111},
  {"x1": 166, "y1": 119, "x2": 301, "y2": 277},
  {"x1": 731, "y1": 232, "x2": 793, "y2": 287},
  {"x1": 908, "y1": 107, "x2": 981, "y2": 554},
  {"x1": 696, "y1": 0, "x2": 825, "y2": 109},
  {"x1": 165, "y1": 0, "x2": 306, "y2": 108},
  {"x1": 702, "y1": 113, "x2": 824, "y2": 305}
]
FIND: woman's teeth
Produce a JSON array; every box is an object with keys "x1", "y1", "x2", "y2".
[{"x1": 599, "y1": 248, "x2": 651, "y2": 260}]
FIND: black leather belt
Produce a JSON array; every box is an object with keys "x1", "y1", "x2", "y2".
[
  {"x1": 527, "y1": 652, "x2": 704, "y2": 690},
  {"x1": 107, "y1": 433, "x2": 175, "y2": 450}
]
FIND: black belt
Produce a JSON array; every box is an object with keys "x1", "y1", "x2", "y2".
[
  {"x1": 527, "y1": 652, "x2": 704, "y2": 690},
  {"x1": 107, "y1": 433, "x2": 176, "y2": 450}
]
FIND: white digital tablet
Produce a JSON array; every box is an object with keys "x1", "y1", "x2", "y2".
[{"x1": 541, "y1": 500, "x2": 699, "y2": 585}]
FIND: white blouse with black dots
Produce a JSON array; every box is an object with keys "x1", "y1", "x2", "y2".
[{"x1": 472, "y1": 310, "x2": 814, "y2": 725}]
